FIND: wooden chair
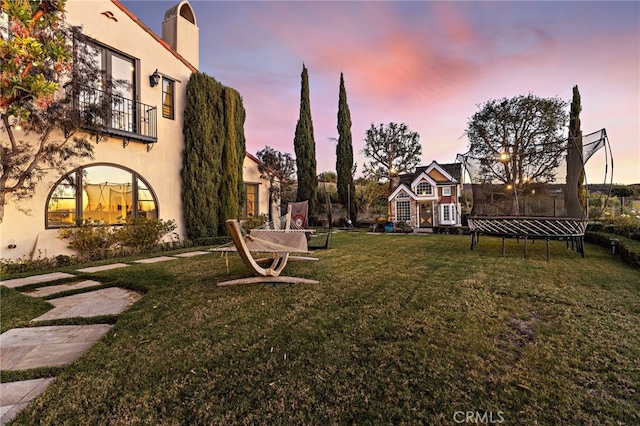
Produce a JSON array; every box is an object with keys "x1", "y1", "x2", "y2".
[{"x1": 215, "y1": 219, "x2": 319, "y2": 287}]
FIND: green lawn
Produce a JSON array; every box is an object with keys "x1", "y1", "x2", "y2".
[{"x1": 3, "y1": 231, "x2": 639, "y2": 425}]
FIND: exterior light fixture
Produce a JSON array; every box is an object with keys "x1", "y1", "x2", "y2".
[
  {"x1": 149, "y1": 69, "x2": 160, "y2": 87},
  {"x1": 10, "y1": 118, "x2": 22, "y2": 131},
  {"x1": 610, "y1": 238, "x2": 619, "y2": 254}
]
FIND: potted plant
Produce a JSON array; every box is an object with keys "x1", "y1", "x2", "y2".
[{"x1": 384, "y1": 217, "x2": 395, "y2": 233}]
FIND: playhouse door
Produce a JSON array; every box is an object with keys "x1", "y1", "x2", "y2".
[{"x1": 419, "y1": 202, "x2": 433, "y2": 227}]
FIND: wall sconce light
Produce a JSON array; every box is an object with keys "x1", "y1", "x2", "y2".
[
  {"x1": 149, "y1": 69, "x2": 160, "y2": 87},
  {"x1": 7, "y1": 239, "x2": 16, "y2": 249},
  {"x1": 9, "y1": 118, "x2": 22, "y2": 131}
]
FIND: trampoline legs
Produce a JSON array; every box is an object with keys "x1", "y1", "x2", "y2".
[
  {"x1": 470, "y1": 232, "x2": 479, "y2": 250},
  {"x1": 546, "y1": 238, "x2": 550, "y2": 261}
]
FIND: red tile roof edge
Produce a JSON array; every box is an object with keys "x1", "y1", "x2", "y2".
[{"x1": 111, "y1": 0, "x2": 198, "y2": 73}]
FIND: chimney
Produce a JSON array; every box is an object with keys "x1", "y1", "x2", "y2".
[{"x1": 162, "y1": 1, "x2": 199, "y2": 69}]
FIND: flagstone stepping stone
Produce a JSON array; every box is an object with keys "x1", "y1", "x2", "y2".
[
  {"x1": 0, "y1": 272, "x2": 76, "y2": 289},
  {"x1": 174, "y1": 251, "x2": 211, "y2": 257},
  {"x1": 31, "y1": 287, "x2": 142, "y2": 321},
  {"x1": 21, "y1": 280, "x2": 103, "y2": 298},
  {"x1": 0, "y1": 324, "x2": 113, "y2": 370},
  {"x1": 76, "y1": 263, "x2": 129, "y2": 273},
  {"x1": 0, "y1": 378, "x2": 55, "y2": 425},
  {"x1": 132, "y1": 256, "x2": 177, "y2": 264}
]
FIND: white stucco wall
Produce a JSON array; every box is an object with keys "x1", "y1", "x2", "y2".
[{"x1": 0, "y1": 0, "x2": 195, "y2": 261}]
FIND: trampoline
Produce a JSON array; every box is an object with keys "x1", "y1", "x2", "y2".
[{"x1": 457, "y1": 129, "x2": 613, "y2": 259}]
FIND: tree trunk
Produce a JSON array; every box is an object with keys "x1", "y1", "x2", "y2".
[{"x1": 0, "y1": 192, "x2": 5, "y2": 224}]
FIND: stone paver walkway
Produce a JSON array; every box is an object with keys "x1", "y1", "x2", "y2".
[
  {"x1": 132, "y1": 256, "x2": 177, "y2": 264},
  {"x1": 0, "y1": 272, "x2": 75, "y2": 289},
  {"x1": 0, "y1": 324, "x2": 114, "y2": 370},
  {"x1": 32, "y1": 287, "x2": 142, "y2": 321},
  {"x1": 21, "y1": 280, "x2": 102, "y2": 298},
  {"x1": 174, "y1": 250, "x2": 211, "y2": 257},
  {"x1": 76, "y1": 263, "x2": 129, "y2": 273},
  {"x1": 0, "y1": 250, "x2": 212, "y2": 425},
  {"x1": 0, "y1": 378, "x2": 55, "y2": 425}
]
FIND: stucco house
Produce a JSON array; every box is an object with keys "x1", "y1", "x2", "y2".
[
  {"x1": 1, "y1": 0, "x2": 274, "y2": 261},
  {"x1": 388, "y1": 161, "x2": 463, "y2": 229}
]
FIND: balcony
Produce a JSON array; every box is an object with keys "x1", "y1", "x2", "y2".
[{"x1": 70, "y1": 84, "x2": 158, "y2": 147}]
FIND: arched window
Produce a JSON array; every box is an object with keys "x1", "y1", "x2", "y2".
[{"x1": 46, "y1": 164, "x2": 158, "y2": 228}]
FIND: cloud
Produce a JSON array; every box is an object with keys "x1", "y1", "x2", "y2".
[{"x1": 189, "y1": 1, "x2": 638, "y2": 182}]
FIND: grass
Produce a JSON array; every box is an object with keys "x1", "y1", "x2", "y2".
[{"x1": 2, "y1": 231, "x2": 639, "y2": 425}]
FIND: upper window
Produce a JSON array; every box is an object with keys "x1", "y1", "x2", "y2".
[
  {"x1": 416, "y1": 181, "x2": 433, "y2": 196},
  {"x1": 162, "y1": 77, "x2": 175, "y2": 119},
  {"x1": 46, "y1": 164, "x2": 158, "y2": 228},
  {"x1": 74, "y1": 38, "x2": 156, "y2": 143},
  {"x1": 442, "y1": 187, "x2": 451, "y2": 196},
  {"x1": 244, "y1": 183, "x2": 259, "y2": 217}
]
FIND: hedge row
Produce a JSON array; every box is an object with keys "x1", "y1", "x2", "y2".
[
  {"x1": 585, "y1": 231, "x2": 640, "y2": 269},
  {"x1": 587, "y1": 221, "x2": 640, "y2": 241}
]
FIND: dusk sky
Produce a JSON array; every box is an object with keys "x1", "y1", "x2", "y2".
[{"x1": 121, "y1": 0, "x2": 639, "y2": 184}]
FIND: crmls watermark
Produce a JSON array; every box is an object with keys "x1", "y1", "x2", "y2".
[{"x1": 453, "y1": 411, "x2": 505, "y2": 424}]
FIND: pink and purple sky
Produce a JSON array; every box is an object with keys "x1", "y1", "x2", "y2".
[{"x1": 122, "y1": 0, "x2": 639, "y2": 184}]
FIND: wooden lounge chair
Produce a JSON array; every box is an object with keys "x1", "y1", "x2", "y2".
[{"x1": 215, "y1": 219, "x2": 319, "y2": 287}]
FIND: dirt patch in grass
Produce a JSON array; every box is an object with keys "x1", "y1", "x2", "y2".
[{"x1": 497, "y1": 314, "x2": 539, "y2": 347}]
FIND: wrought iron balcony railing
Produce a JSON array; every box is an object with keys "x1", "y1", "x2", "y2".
[{"x1": 70, "y1": 84, "x2": 157, "y2": 146}]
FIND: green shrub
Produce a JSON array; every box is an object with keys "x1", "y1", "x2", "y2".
[
  {"x1": 394, "y1": 221, "x2": 412, "y2": 233},
  {"x1": 54, "y1": 255, "x2": 73, "y2": 267},
  {"x1": 0, "y1": 250, "x2": 83, "y2": 275},
  {"x1": 596, "y1": 215, "x2": 640, "y2": 241},
  {"x1": 114, "y1": 217, "x2": 178, "y2": 250},
  {"x1": 58, "y1": 218, "x2": 178, "y2": 261},
  {"x1": 240, "y1": 214, "x2": 268, "y2": 233},
  {"x1": 585, "y1": 231, "x2": 640, "y2": 269},
  {"x1": 58, "y1": 220, "x2": 116, "y2": 261}
]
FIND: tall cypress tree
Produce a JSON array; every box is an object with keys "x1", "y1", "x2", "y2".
[
  {"x1": 336, "y1": 72, "x2": 356, "y2": 224},
  {"x1": 566, "y1": 85, "x2": 584, "y2": 217},
  {"x1": 182, "y1": 73, "x2": 222, "y2": 239},
  {"x1": 182, "y1": 73, "x2": 246, "y2": 238},
  {"x1": 294, "y1": 63, "x2": 318, "y2": 217},
  {"x1": 218, "y1": 86, "x2": 246, "y2": 235}
]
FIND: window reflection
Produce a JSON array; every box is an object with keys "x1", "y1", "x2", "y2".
[
  {"x1": 83, "y1": 166, "x2": 132, "y2": 223},
  {"x1": 47, "y1": 173, "x2": 77, "y2": 226},
  {"x1": 46, "y1": 165, "x2": 158, "y2": 227},
  {"x1": 162, "y1": 78, "x2": 174, "y2": 119},
  {"x1": 137, "y1": 180, "x2": 157, "y2": 219},
  {"x1": 110, "y1": 54, "x2": 135, "y2": 132},
  {"x1": 244, "y1": 184, "x2": 258, "y2": 217}
]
